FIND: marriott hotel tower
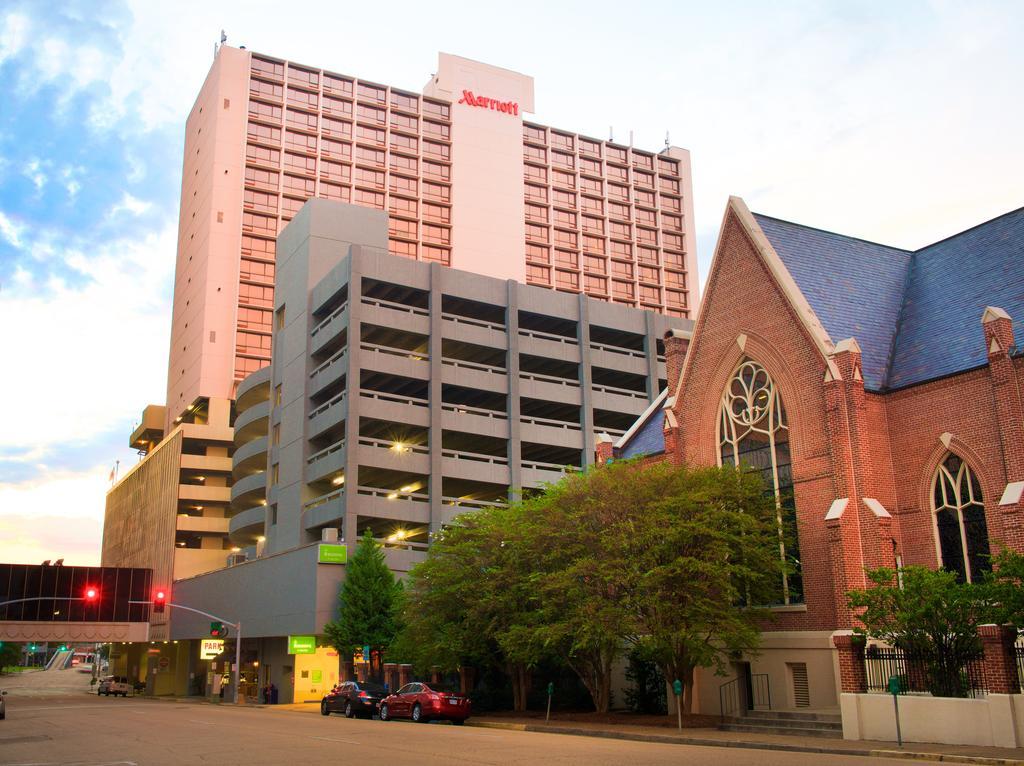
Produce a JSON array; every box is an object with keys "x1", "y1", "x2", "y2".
[{"x1": 166, "y1": 46, "x2": 697, "y2": 423}]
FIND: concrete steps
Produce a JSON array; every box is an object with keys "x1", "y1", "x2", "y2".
[{"x1": 719, "y1": 709, "x2": 843, "y2": 739}]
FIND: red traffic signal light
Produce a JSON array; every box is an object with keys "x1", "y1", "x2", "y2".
[
  {"x1": 84, "y1": 587, "x2": 99, "y2": 602},
  {"x1": 153, "y1": 589, "x2": 167, "y2": 613}
]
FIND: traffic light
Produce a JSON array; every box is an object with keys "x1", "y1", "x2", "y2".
[
  {"x1": 210, "y1": 621, "x2": 228, "y2": 638},
  {"x1": 84, "y1": 586, "x2": 99, "y2": 602},
  {"x1": 153, "y1": 589, "x2": 167, "y2": 613}
]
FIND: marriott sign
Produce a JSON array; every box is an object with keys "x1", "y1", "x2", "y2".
[{"x1": 457, "y1": 90, "x2": 520, "y2": 116}]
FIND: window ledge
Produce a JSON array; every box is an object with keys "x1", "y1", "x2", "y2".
[{"x1": 768, "y1": 604, "x2": 808, "y2": 613}]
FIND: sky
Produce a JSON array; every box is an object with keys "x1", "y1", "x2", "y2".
[{"x1": 0, "y1": 0, "x2": 1022, "y2": 566}]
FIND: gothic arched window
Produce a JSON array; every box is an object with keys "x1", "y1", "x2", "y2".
[
  {"x1": 719, "y1": 359, "x2": 802, "y2": 605},
  {"x1": 932, "y1": 453, "x2": 991, "y2": 583}
]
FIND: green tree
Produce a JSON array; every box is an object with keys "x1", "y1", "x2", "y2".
[
  {"x1": 984, "y1": 549, "x2": 1024, "y2": 629},
  {"x1": 323, "y1": 531, "x2": 402, "y2": 680},
  {"x1": 0, "y1": 642, "x2": 20, "y2": 674},
  {"x1": 848, "y1": 566, "x2": 987, "y2": 697}
]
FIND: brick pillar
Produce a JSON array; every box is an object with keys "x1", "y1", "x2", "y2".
[
  {"x1": 595, "y1": 433, "x2": 614, "y2": 464},
  {"x1": 399, "y1": 664, "x2": 413, "y2": 688},
  {"x1": 356, "y1": 662, "x2": 367, "y2": 682},
  {"x1": 430, "y1": 666, "x2": 442, "y2": 685},
  {"x1": 663, "y1": 329, "x2": 690, "y2": 391},
  {"x1": 383, "y1": 663, "x2": 398, "y2": 692},
  {"x1": 458, "y1": 665, "x2": 475, "y2": 695},
  {"x1": 833, "y1": 633, "x2": 868, "y2": 693},
  {"x1": 978, "y1": 624, "x2": 1021, "y2": 694},
  {"x1": 341, "y1": 660, "x2": 354, "y2": 682}
]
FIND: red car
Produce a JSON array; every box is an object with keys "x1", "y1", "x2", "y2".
[{"x1": 379, "y1": 682, "x2": 471, "y2": 724}]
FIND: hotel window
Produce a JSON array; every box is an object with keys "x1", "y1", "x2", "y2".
[
  {"x1": 523, "y1": 124, "x2": 545, "y2": 142},
  {"x1": 664, "y1": 233, "x2": 685, "y2": 251},
  {"x1": 659, "y1": 194, "x2": 681, "y2": 212},
  {"x1": 321, "y1": 118, "x2": 352, "y2": 140},
  {"x1": 280, "y1": 196, "x2": 303, "y2": 218},
  {"x1": 422, "y1": 100, "x2": 449, "y2": 119},
  {"x1": 236, "y1": 331, "x2": 272, "y2": 355},
  {"x1": 242, "y1": 236, "x2": 276, "y2": 259},
  {"x1": 639, "y1": 266, "x2": 659, "y2": 284},
  {"x1": 658, "y1": 157, "x2": 680, "y2": 176},
  {"x1": 634, "y1": 170, "x2": 655, "y2": 188},
  {"x1": 389, "y1": 218, "x2": 417, "y2": 239},
  {"x1": 391, "y1": 91, "x2": 419, "y2": 112},
  {"x1": 606, "y1": 146, "x2": 627, "y2": 163},
  {"x1": 554, "y1": 230, "x2": 578, "y2": 249},
  {"x1": 288, "y1": 67, "x2": 319, "y2": 89},
  {"x1": 285, "y1": 132, "x2": 317, "y2": 153},
  {"x1": 555, "y1": 250, "x2": 578, "y2": 269},
  {"x1": 525, "y1": 183, "x2": 548, "y2": 203},
  {"x1": 251, "y1": 57, "x2": 284, "y2": 80},
  {"x1": 584, "y1": 274, "x2": 607, "y2": 294},
  {"x1": 248, "y1": 101, "x2": 282, "y2": 123},
  {"x1": 608, "y1": 202, "x2": 630, "y2": 221},
  {"x1": 272, "y1": 423, "x2": 280, "y2": 446},
  {"x1": 287, "y1": 88, "x2": 318, "y2": 110},
  {"x1": 423, "y1": 203, "x2": 448, "y2": 223},
  {"x1": 391, "y1": 133, "x2": 418, "y2": 153},
  {"x1": 238, "y1": 307, "x2": 273, "y2": 333},
  {"x1": 608, "y1": 183, "x2": 628, "y2": 201},
  {"x1": 271, "y1": 463, "x2": 280, "y2": 485},
  {"x1": 240, "y1": 258, "x2": 275, "y2": 284},
  {"x1": 611, "y1": 261, "x2": 633, "y2": 279},
  {"x1": 323, "y1": 96, "x2": 353, "y2": 117},
  {"x1": 389, "y1": 175, "x2": 417, "y2": 196},
  {"x1": 719, "y1": 359, "x2": 803, "y2": 606},
  {"x1": 581, "y1": 196, "x2": 604, "y2": 215},
  {"x1": 666, "y1": 289, "x2": 686, "y2": 308},
  {"x1": 660, "y1": 177, "x2": 681, "y2": 194},
  {"x1": 639, "y1": 285, "x2": 661, "y2": 304},
  {"x1": 390, "y1": 154, "x2": 417, "y2": 173},
  {"x1": 610, "y1": 241, "x2": 632, "y2": 259},
  {"x1": 283, "y1": 174, "x2": 315, "y2": 196},
  {"x1": 638, "y1": 246, "x2": 659, "y2": 265},
  {"x1": 664, "y1": 251, "x2": 685, "y2": 269},
  {"x1": 552, "y1": 151, "x2": 575, "y2": 169},
  {"x1": 357, "y1": 104, "x2": 386, "y2": 124},
  {"x1": 355, "y1": 146, "x2": 385, "y2": 166},
  {"x1": 245, "y1": 167, "x2": 279, "y2": 191},
  {"x1": 525, "y1": 223, "x2": 549, "y2": 243},
  {"x1": 636, "y1": 208, "x2": 656, "y2": 226},
  {"x1": 423, "y1": 224, "x2": 450, "y2": 245},
  {"x1": 632, "y1": 152, "x2": 654, "y2": 170},
  {"x1": 612, "y1": 280, "x2": 635, "y2": 299},
  {"x1": 582, "y1": 216, "x2": 604, "y2": 235},
  {"x1": 579, "y1": 177, "x2": 601, "y2": 195},
  {"x1": 553, "y1": 170, "x2": 576, "y2": 190},
  {"x1": 663, "y1": 213, "x2": 683, "y2": 232},
  {"x1": 284, "y1": 152, "x2": 317, "y2": 175},
  {"x1": 555, "y1": 270, "x2": 579, "y2": 290},
  {"x1": 583, "y1": 255, "x2": 606, "y2": 274},
  {"x1": 357, "y1": 82, "x2": 386, "y2": 103},
  {"x1": 524, "y1": 165, "x2": 548, "y2": 183},
  {"x1": 250, "y1": 79, "x2": 283, "y2": 101},
  {"x1": 553, "y1": 210, "x2": 577, "y2": 228},
  {"x1": 579, "y1": 157, "x2": 601, "y2": 175},
  {"x1": 389, "y1": 239, "x2": 417, "y2": 259},
  {"x1": 582, "y1": 235, "x2": 605, "y2": 254},
  {"x1": 423, "y1": 120, "x2": 450, "y2": 139},
  {"x1": 525, "y1": 145, "x2": 546, "y2": 162},
  {"x1": 354, "y1": 189, "x2": 384, "y2": 208},
  {"x1": 390, "y1": 196, "x2": 418, "y2": 217},
  {"x1": 243, "y1": 212, "x2": 276, "y2": 237},
  {"x1": 526, "y1": 204, "x2": 549, "y2": 223},
  {"x1": 285, "y1": 110, "x2": 318, "y2": 132},
  {"x1": 526, "y1": 264, "x2": 551, "y2": 283},
  {"x1": 609, "y1": 221, "x2": 632, "y2": 240},
  {"x1": 390, "y1": 112, "x2": 417, "y2": 131},
  {"x1": 246, "y1": 144, "x2": 280, "y2": 166},
  {"x1": 933, "y1": 453, "x2": 991, "y2": 583},
  {"x1": 320, "y1": 161, "x2": 350, "y2": 183},
  {"x1": 579, "y1": 138, "x2": 601, "y2": 157},
  {"x1": 634, "y1": 189, "x2": 656, "y2": 207},
  {"x1": 235, "y1": 356, "x2": 267, "y2": 378},
  {"x1": 664, "y1": 270, "x2": 686, "y2": 289},
  {"x1": 355, "y1": 125, "x2": 385, "y2": 145},
  {"x1": 319, "y1": 182, "x2": 345, "y2": 201},
  {"x1": 553, "y1": 189, "x2": 576, "y2": 209},
  {"x1": 244, "y1": 189, "x2": 277, "y2": 214},
  {"x1": 423, "y1": 182, "x2": 450, "y2": 202},
  {"x1": 422, "y1": 245, "x2": 450, "y2": 265},
  {"x1": 423, "y1": 141, "x2": 450, "y2": 160},
  {"x1": 526, "y1": 243, "x2": 550, "y2": 264},
  {"x1": 423, "y1": 161, "x2": 450, "y2": 181},
  {"x1": 324, "y1": 75, "x2": 354, "y2": 96},
  {"x1": 550, "y1": 132, "x2": 574, "y2": 150},
  {"x1": 354, "y1": 168, "x2": 385, "y2": 189},
  {"x1": 637, "y1": 227, "x2": 657, "y2": 245},
  {"x1": 321, "y1": 139, "x2": 351, "y2": 160},
  {"x1": 607, "y1": 165, "x2": 628, "y2": 182}
]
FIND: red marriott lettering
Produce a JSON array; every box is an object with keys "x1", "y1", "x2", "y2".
[{"x1": 457, "y1": 90, "x2": 519, "y2": 116}]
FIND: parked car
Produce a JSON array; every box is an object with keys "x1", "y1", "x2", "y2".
[
  {"x1": 379, "y1": 682, "x2": 471, "y2": 724},
  {"x1": 1, "y1": 689, "x2": 7, "y2": 720},
  {"x1": 97, "y1": 676, "x2": 132, "y2": 697},
  {"x1": 320, "y1": 681, "x2": 388, "y2": 718}
]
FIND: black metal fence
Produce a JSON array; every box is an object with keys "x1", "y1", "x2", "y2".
[
  {"x1": 1015, "y1": 641, "x2": 1024, "y2": 692},
  {"x1": 719, "y1": 673, "x2": 771, "y2": 720},
  {"x1": 864, "y1": 645, "x2": 988, "y2": 699}
]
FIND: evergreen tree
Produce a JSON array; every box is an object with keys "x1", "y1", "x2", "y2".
[{"x1": 324, "y1": 531, "x2": 401, "y2": 680}]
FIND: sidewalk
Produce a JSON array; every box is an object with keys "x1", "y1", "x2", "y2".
[{"x1": 467, "y1": 715, "x2": 1024, "y2": 765}]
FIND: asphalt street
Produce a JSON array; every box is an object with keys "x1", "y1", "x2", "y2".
[{"x1": 0, "y1": 682, "x2": 915, "y2": 766}]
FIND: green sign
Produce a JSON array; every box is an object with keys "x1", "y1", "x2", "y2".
[
  {"x1": 672, "y1": 679, "x2": 683, "y2": 696},
  {"x1": 318, "y1": 544, "x2": 348, "y2": 564},
  {"x1": 887, "y1": 675, "x2": 904, "y2": 695},
  {"x1": 312, "y1": 670, "x2": 322, "y2": 684},
  {"x1": 288, "y1": 635, "x2": 317, "y2": 655}
]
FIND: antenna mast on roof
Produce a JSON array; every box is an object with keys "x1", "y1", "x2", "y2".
[
  {"x1": 609, "y1": 126, "x2": 614, "y2": 142},
  {"x1": 665, "y1": 131, "x2": 670, "y2": 149},
  {"x1": 215, "y1": 29, "x2": 227, "y2": 58}
]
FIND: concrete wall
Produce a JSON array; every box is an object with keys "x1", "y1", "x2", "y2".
[{"x1": 840, "y1": 692, "x2": 1024, "y2": 748}]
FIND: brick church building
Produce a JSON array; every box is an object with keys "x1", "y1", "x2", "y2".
[{"x1": 609, "y1": 196, "x2": 1024, "y2": 713}]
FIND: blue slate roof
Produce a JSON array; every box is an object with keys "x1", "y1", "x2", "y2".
[
  {"x1": 754, "y1": 207, "x2": 1024, "y2": 391},
  {"x1": 753, "y1": 214, "x2": 912, "y2": 390},
  {"x1": 617, "y1": 399, "x2": 665, "y2": 459}
]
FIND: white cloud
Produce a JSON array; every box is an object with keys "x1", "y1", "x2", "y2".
[
  {"x1": 0, "y1": 210, "x2": 25, "y2": 248},
  {"x1": 0, "y1": 11, "x2": 28, "y2": 67},
  {"x1": 108, "y1": 192, "x2": 152, "y2": 218},
  {"x1": 21, "y1": 157, "x2": 47, "y2": 192},
  {"x1": 61, "y1": 164, "x2": 83, "y2": 199}
]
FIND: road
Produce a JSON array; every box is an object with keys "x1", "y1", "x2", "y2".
[{"x1": 0, "y1": 688, "x2": 914, "y2": 766}]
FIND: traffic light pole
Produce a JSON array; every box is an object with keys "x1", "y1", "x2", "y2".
[{"x1": 129, "y1": 600, "x2": 243, "y2": 704}]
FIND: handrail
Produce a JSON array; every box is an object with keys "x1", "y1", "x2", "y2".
[
  {"x1": 592, "y1": 382, "x2": 647, "y2": 399},
  {"x1": 521, "y1": 460, "x2": 579, "y2": 473},
  {"x1": 304, "y1": 487, "x2": 345, "y2": 511},
  {"x1": 310, "y1": 301, "x2": 348, "y2": 339},
  {"x1": 359, "y1": 390, "x2": 429, "y2": 408},
  {"x1": 518, "y1": 328, "x2": 578, "y2": 345},
  {"x1": 441, "y1": 357, "x2": 506, "y2": 375},
  {"x1": 358, "y1": 436, "x2": 429, "y2": 455},
  {"x1": 361, "y1": 342, "x2": 429, "y2": 362},
  {"x1": 361, "y1": 295, "x2": 429, "y2": 317},
  {"x1": 442, "y1": 403, "x2": 507, "y2": 420},
  {"x1": 520, "y1": 415, "x2": 582, "y2": 431},
  {"x1": 520, "y1": 371, "x2": 581, "y2": 388},
  {"x1": 309, "y1": 346, "x2": 347, "y2": 381},
  {"x1": 440, "y1": 496, "x2": 506, "y2": 510},
  {"x1": 589, "y1": 342, "x2": 645, "y2": 359},
  {"x1": 309, "y1": 391, "x2": 346, "y2": 419},
  {"x1": 307, "y1": 439, "x2": 346, "y2": 466},
  {"x1": 441, "y1": 448, "x2": 509, "y2": 466},
  {"x1": 356, "y1": 485, "x2": 430, "y2": 503},
  {"x1": 441, "y1": 312, "x2": 504, "y2": 333},
  {"x1": 719, "y1": 673, "x2": 771, "y2": 723}
]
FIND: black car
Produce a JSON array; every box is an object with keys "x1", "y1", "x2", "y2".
[{"x1": 321, "y1": 681, "x2": 388, "y2": 718}]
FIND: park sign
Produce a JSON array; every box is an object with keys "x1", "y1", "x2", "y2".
[
  {"x1": 318, "y1": 544, "x2": 348, "y2": 564},
  {"x1": 200, "y1": 639, "x2": 224, "y2": 659},
  {"x1": 288, "y1": 635, "x2": 317, "y2": 655}
]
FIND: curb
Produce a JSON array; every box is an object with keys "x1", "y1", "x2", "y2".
[{"x1": 467, "y1": 721, "x2": 1024, "y2": 765}]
